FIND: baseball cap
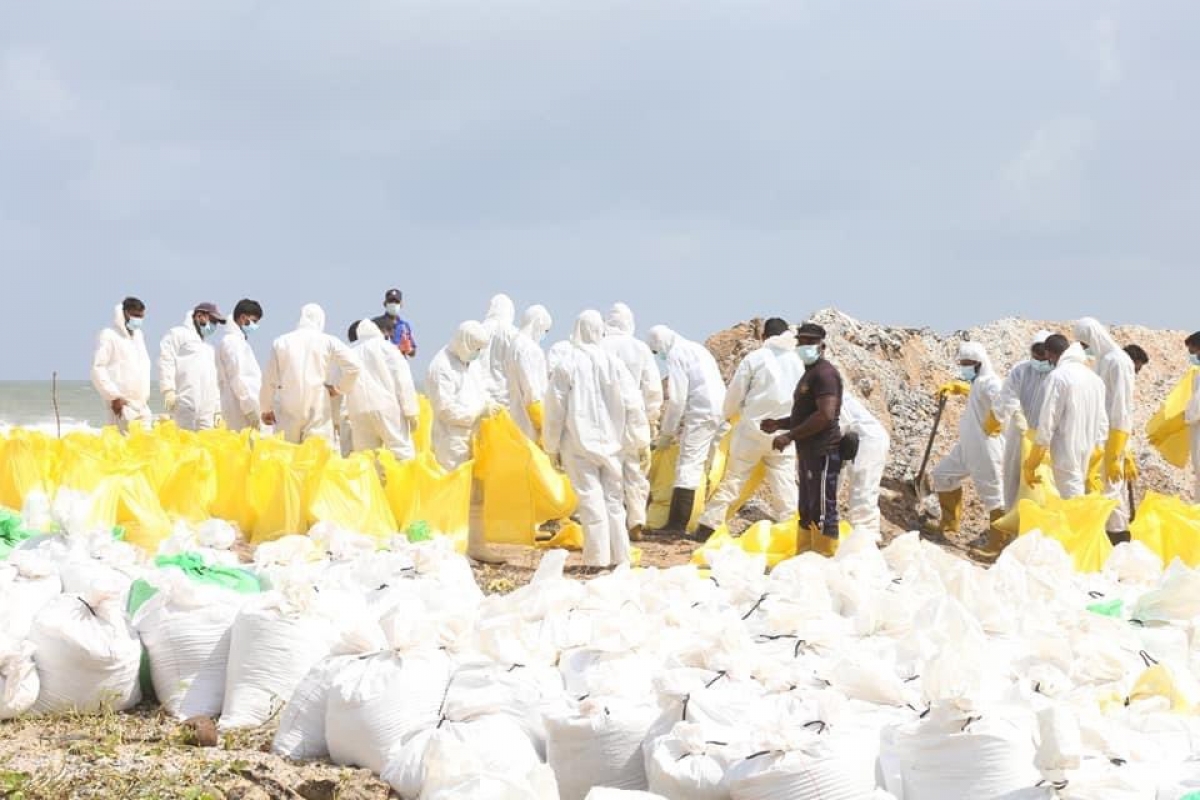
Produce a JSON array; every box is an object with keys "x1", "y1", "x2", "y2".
[
  {"x1": 384, "y1": 289, "x2": 403, "y2": 303},
  {"x1": 796, "y1": 322, "x2": 827, "y2": 341},
  {"x1": 194, "y1": 302, "x2": 226, "y2": 323}
]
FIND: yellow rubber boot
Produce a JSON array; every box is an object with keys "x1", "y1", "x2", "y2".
[
  {"x1": 970, "y1": 508, "x2": 1012, "y2": 563},
  {"x1": 812, "y1": 524, "x2": 839, "y2": 558},
  {"x1": 794, "y1": 522, "x2": 813, "y2": 555},
  {"x1": 937, "y1": 488, "x2": 964, "y2": 535}
]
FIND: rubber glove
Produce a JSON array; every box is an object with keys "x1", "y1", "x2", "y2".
[
  {"x1": 406, "y1": 415, "x2": 420, "y2": 432},
  {"x1": 1104, "y1": 430, "x2": 1130, "y2": 483},
  {"x1": 936, "y1": 381, "x2": 972, "y2": 400},
  {"x1": 1087, "y1": 446, "x2": 1105, "y2": 494},
  {"x1": 1123, "y1": 453, "x2": 1140, "y2": 482},
  {"x1": 1024, "y1": 444, "x2": 1048, "y2": 487},
  {"x1": 638, "y1": 447, "x2": 652, "y2": 473},
  {"x1": 526, "y1": 401, "x2": 544, "y2": 436},
  {"x1": 547, "y1": 451, "x2": 563, "y2": 471},
  {"x1": 654, "y1": 432, "x2": 676, "y2": 451},
  {"x1": 983, "y1": 411, "x2": 1003, "y2": 437},
  {"x1": 163, "y1": 390, "x2": 178, "y2": 412}
]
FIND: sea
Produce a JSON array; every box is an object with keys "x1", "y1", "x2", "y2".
[{"x1": 0, "y1": 380, "x2": 160, "y2": 432}]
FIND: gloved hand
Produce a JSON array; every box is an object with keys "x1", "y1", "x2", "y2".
[
  {"x1": 406, "y1": 415, "x2": 420, "y2": 432},
  {"x1": 936, "y1": 381, "x2": 972, "y2": 400},
  {"x1": 526, "y1": 402, "x2": 544, "y2": 435},
  {"x1": 654, "y1": 432, "x2": 675, "y2": 451},
  {"x1": 1124, "y1": 453, "x2": 1140, "y2": 482},
  {"x1": 1023, "y1": 444, "x2": 1048, "y2": 487},
  {"x1": 1086, "y1": 445, "x2": 1105, "y2": 494},
  {"x1": 638, "y1": 446, "x2": 652, "y2": 473},
  {"x1": 1104, "y1": 430, "x2": 1130, "y2": 483},
  {"x1": 547, "y1": 451, "x2": 563, "y2": 471},
  {"x1": 163, "y1": 390, "x2": 178, "y2": 413},
  {"x1": 983, "y1": 411, "x2": 1003, "y2": 437}
]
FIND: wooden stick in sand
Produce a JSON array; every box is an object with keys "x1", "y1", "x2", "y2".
[{"x1": 52, "y1": 371, "x2": 61, "y2": 438}]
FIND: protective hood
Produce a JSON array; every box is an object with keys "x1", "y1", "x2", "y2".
[
  {"x1": 646, "y1": 325, "x2": 676, "y2": 354},
  {"x1": 605, "y1": 302, "x2": 636, "y2": 336},
  {"x1": 763, "y1": 330, "x2": 798, "y2": 353},
  {"x1": 112, "y1": 304, "x2": 134, "y2": 340},
  {"x1": 297, "y1": 303, "x2": 326, "y2": 333},
  {"x1": 1058, "y1": 342, "x2": 1090, "y2": 367},
  {"x1": 1073, "y1": 317, "x2": 1121, "y2": 357},
  {"x1": 1032, "y1": 329, "x2": 1053, "y2": 346},
  {"x1": 958, "y1": 341, "x2": 996, "y2": 377},
  {"x1": 571, "y1": 310, "x2": 606, "y2": 347},
  {"x1": 484, "y1": 294, "x2": 515, "y2": 327},
  {"x1": 520, "y1": 305, "x2": 553, "y2": 342},
  {"x1": 450, "y1": 320, "x2": 489, "y2": 362},
  {"x1": 356, "y1": 318, "x2": 383, "y2": 341}
]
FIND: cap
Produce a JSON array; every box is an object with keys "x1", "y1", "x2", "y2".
[
  {"x1": 384, "y1": 289, "x2": 403, "y2": 302},
  {"x1": 194, "y1": 302, "x2": 226, "y2": 323},
  {"x1": 796, "y1": 322, "x2": 827, "y2": 341}
]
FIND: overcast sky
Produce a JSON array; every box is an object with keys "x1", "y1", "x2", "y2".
[{"x1": 2, "y1": 1, "x2": 1197, "y2": 380}]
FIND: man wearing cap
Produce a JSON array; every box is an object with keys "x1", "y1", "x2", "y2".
[
  {"x1": 383, "y1": 289, "x2": 417, "y2": 358},
  {"x1": 996, "y1": 330, "x2": 1055, "y2": 511},
  {"x1": 159, "y1": 302, "x2": 225, "y2": 431},
  {"x1": 761, "y1": 322, "x2": 844, "y2": 556}
]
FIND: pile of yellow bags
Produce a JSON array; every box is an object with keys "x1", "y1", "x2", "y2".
[
  {"x1": 0, "y1": 404, "x2": 573, "y2": 556},
  {"x1": 1130, "y1": 491, "x2": 1200, "y2": 568}
]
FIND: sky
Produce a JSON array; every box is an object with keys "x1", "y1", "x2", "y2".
[{"x1": 1, "y1": 1, "x2": 1198, "y2": 381}]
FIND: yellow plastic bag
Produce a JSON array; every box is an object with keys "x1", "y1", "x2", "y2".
[
  {"x1": 648, "y1": 426, "x2": 740, "y2": 531},
  {"x1": 474, "y1": 411, "x2": 576, "y2": 547},
  {"x1": 310, "y1": 453, "x2": 397, "y2": 540},
  {"x1": 1129, "y1": 663, "x2": 1199, "y2": 714},
  {"x1": 0, "y1": 432, "x2": 49, "y2": 510},
  {"x1": 1018, "y1": 494, "x2": 1118, "y2": 573},
  {"x1": 1147, "y1": 370, "x2": 1197, "y2": 469},
  {"x1": 159, "y1": 447, "x2": 217, "y2": 522},
  {"x1": 536, "y1": 520, "x2": 583, "y2": 550},
  {"x1": 691, "y1": 515, "x2": 849, "y2": 567},
  {"x1": 380, "y1": 452, "x2": 471, "y2": 553},
  {"x1": 414, "y1": 395, "x2": 433, "y2": 456},
  {"x1": 205, "y1": 430, "x2": 255, "y2": 533},
  {"x1": 993, "y1": 430, "x2": 1060, "y2": 536},
  {"x1": 87, "y1": 470, "x2": 173, "y2": 552},
  {"x1": 246, "y1": 438, "x2": 330, "y2": 544},
  {"x1": 1130, "y1": 491, "x2": 1200, "y2": 568}
]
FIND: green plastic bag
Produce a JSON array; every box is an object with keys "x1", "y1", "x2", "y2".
[
  {"x1": 0, "y1": 508, "x2": 36, "y2": 560},
  {"x1": 127, "y1": 552, "x2": 261, "y2": 614},
  {"x1": 406, "y1": 520, "x2": 432, "y2": 543},
  {"x1": 1086, "y1": 598, "x2": 1124, "y2": 618}
]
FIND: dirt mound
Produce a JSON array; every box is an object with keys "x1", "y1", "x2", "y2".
[{"x1": 706, "y1": 308, "x2": 1192, "y2": 538}]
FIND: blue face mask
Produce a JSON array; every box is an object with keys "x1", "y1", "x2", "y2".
[
  {"x1": 655, "y1": 351, "x2": 668, "y2": 364},
  {"x1": 1032, "y1": 359, "x2": 1053, "y2": 374},
  {"x1": 243, "y1": 321, "x2": 259, "y2": 334},
  {"x1": 199, "y1": 322, "x2": 217, "y2": 339},
  {"x1": 1190, "y1": 354, "x2": 1200, "y2": 368},
  {"x1": 125, "y1": 317, "x2": 144, "y2": 333},
  {"x1": 959, "y1": 364, "x2": 978, "y2": 382},
  {"x1": 798, "y1": 345, "x2": 821, "y2": 366},
  {"x1": 468, "y1": 349, "x2": 483, "y2": 363},
  {"x1": 1082, "y1": 345, "x2": 1094, "y2": 357}
]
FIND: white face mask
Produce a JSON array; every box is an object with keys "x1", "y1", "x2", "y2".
[
  {"x1": 1032, "y1": 359, "x2": 1053, "y2": 374},
  {"x1": 959, "y1": 364, "x2": 979, "y2": 382},
  {"x1": 797, "y1": 344, "x2": 821, "y2": 365},
  {"x1": 385, "y1": 302, "x2": 402, "y2": 316}
]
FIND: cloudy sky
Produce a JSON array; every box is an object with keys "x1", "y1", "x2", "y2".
[{"x1": 2, "y1": 1, "x2": 1197, "y2": 380}]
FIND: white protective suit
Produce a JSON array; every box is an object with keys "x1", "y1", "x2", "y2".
[
  {"x1": 602, "y1": 303, "x2": 664, "y2": 426},
  {"x1": 216, "y1": 325, "x2": 262, "y2": 431},
  {"x1": 425, "y1": 321, "x2": 490, "y2": 472},
  {"x1": 930, "y1": 342, "x2": 1006, "y2": 512},
  {"x1": 91, "y1": 304, "x2": 152, "y2": 430},
  {"x1": 480, "y1": 294, "x2": 519, "y2": 406},
  {"x1": 1035, "y1": 344, "x2": 1108, "y2": 499},
  {"x1": 996, "y1": 331, "x2": 1053, "y2": 509},
  {"x1": 346, "y1": 319, "x2": 420, "y2": 460},
  {"x1": 1187, "y1": 369, "x2": 1200, "y2": 503},
  {"x1": 602, "y1": 303, "x2": 662, "y2": 530},
  {"x1": 698, "y1": 331, "x2": 803, "y2": 530},
  {"x1": 506, "y1": 305, "x2": 552, "y2": 441},
  {"x1": 647, "y1": 326, "x2": 726, "y2": 490},
  {"x1": 159, "y1": 312, "x2": 221, "y2": 431},
  {"x1": 259, "y1": 304, "x2": 361, "y2": 444},
  {"x1": 841, "y1": 391, "x2": 890, "y2": 535},
  {"x1": 1074, "y1": 318, "x2": 1137, "y2": 531},
  {"x1": 544, "y1": 311, "x2": 650, "y2": 567}
]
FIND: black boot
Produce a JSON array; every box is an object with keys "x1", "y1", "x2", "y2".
[
  {"x1": 653, "y1": 488, "x2": 695, "y2": 536},
  {"x1": 1108, "y1": 530, "x2": 1131, "y2": 546},
  {"x1": 690, "y1": 523, "x2": 716, "y2": 543}
]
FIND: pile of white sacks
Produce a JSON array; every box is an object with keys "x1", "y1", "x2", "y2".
[{"x1": 3, "y1": 490, "x2": 1200, "y2": 799}]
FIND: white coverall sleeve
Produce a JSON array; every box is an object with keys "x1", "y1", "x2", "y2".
[
  {"x1": 1107, "y1": 358, "x2": 1136, "y2": 433},
  {"x1": 542, "y1": 362, "x2": 571, "y2": 456},
  {"x1": 90, "y1": 333, "x2": 121, "y2": 403},
  {"x1": 981, "y1": 376, "x2": 1005, "y2": 422},
  {"x1": 660, "y1": 362, "x2": 686, "y2": 437},
  {"x1": 388, "y1": 348, "x2": 420, "y2": 418},
  {"x1": 158, "y1": 331, "x2": 179, "y2": 396},
  {"x1": 618, "y1": 363, "x2": 651, "y2": 453},
  {"x1": 642, "y1": 353, "x2": 664, "y2": 424},
  {"x1": 432, "y1": 365, "x2": 481, "y2": 428},
  {"x1": 221, "y1": 339, "x2": 260, "y2": 416},
  {"x1": 722, "y1": 359, "x2": 753, "y2": 421},
  {"x1": 1095, "y1": 402, "x2": 1110, "y2": 449},
  {"x1": 1187, "y1": 373, "x2": 1200, "y2": 426},
  {"x1": 328, "y1": 338, "x2": 361, "y2": 396},
  {"x1": 259, "y1": 349, "x2": 280, "y2": 417},
  {"x1": 515, "y1": 343, "x2": 548, "y2": 409},
  {"x1": 1034, "y1": 377, "x2": 1061, "y2": 450},
  {"x1": 996, "y1": 369, "x2": 1023, "y2": 423}
]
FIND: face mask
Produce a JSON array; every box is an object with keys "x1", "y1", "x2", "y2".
[
  {"x1": 959, "y1": 364, "x2": 978, "y2": 382},
  {"x1": 655, "y1": 351, "x2": 668, "y2": 364},
  {"x1": 1083, "y1": 346, "x2": 1094, "y2": 357},
  {"x1": 385, "y1": 303, "x2": 402, "y2": 316},
  {"x1": 1032, "y1": 359, "x2": 1053, "y2": 374},
  {"x1": 243, "y1": 321, "x2": 259, "y2": 334},
  {"x1": 798, "y1": 345, "x2": 821, "y2": 365},
  {"x1": 468, "y1": 349, "x2": 483, "y2": 363},
  {"x1": 199, "y1": 322, "x2": 217, "y2": 338},
  {"x1": 1190, "y1": 354, "x2": 1200, "y2": 368},
  {"x1": 125, "y1": 317, "x2": 143, "y2": 333}
]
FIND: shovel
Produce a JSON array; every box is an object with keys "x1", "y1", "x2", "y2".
[{"x1": 912, "y1": 393, "x2": 948, "y2": 504}]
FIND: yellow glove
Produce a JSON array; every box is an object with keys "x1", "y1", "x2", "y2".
[
  {"x1": 163, "y1": 390, "x2": 177, "y2": 413},
  {"x1": 936, "y1": 381, "x2": 972, "y2": 400},
  {"x1": 1086, "y1": 446, "x2": 1105, "y2": 494},
  {"x1": 1023, "y1": 444, "x2": 1048, "y2": 487},
  {"x1": 639, "y1": 446, "x2": 652, "y2": 473},
  {"x1": 1104, "y1": 430, "x2": 1130, "y2": 483},
  {"x1": 526, "y1": 402, "x2": 544, "y2": 437},
  {"x1": 1124, "y1": 453, "x2": 1140, "y2": 482},
  {"x1": 983, "y1": 411, "x2": 1003, "y2": 437}
]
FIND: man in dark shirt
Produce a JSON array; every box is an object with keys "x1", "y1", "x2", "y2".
[{"x1": 761, "y1": 322, "x2": 844, "y2": 556}]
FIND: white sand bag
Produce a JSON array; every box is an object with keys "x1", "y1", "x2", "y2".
[
  {"x1": 645, "y1": 722, "x2": 734, "y2": 800},
  {"x1": 0, "y1": 551, "x2": 62, "y2": 640},
  {"x1": 547, "y1": 697, "x2": 659, "y2": 800},
  {"x1": 30, "y1": 583, "x2": 142, "y2": 714},
  {"x1": 219, "y1": 588, "x2": 340, "y2": 730},
  {"x1": 0, "y1": 636, "x2": 38, "y2": 719},
  {"x1": 325, "y1": 648, "x2": 455, "y2": 773},
  {"x1": 133, "y1": 574, "x2": 247, "y2": 720}
]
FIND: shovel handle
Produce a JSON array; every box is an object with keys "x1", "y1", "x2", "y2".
[{"x1": 915, "y1": 393, "x2": 948, "y2": 490}]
